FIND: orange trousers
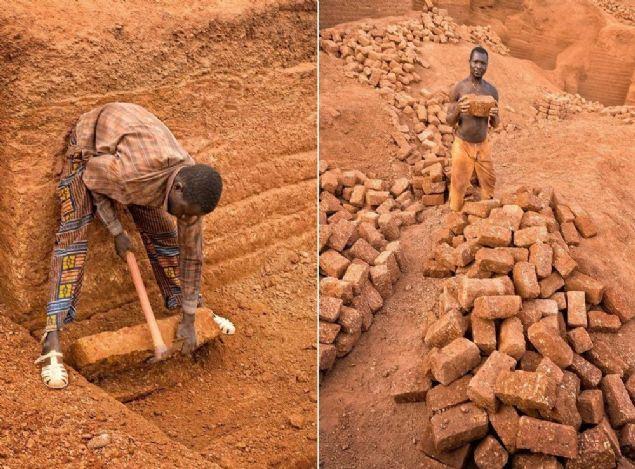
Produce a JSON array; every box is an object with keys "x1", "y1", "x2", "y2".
[{"x1": 449, "y1": 136, "x2": 496, "y2": 212}]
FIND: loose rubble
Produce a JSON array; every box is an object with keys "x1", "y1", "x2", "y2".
[
  {"x1": 399, "y1": 185, "x2": 635, "y2": 466},
  {"x1": 590, "y1": 0, "x2": 635, "y2": 25}
]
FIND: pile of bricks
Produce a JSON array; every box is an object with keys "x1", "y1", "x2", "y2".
[
  {"x1": 396, "y1": 186, "x2": 635, "y2": 466},
  {"x1": 591, "y1": 0, "x2": 635, "y2": 25},
  {"x1": 457, "y1": 24, "x2": 510, "y2": 56},
  {"x1": 535, "y1": 91, "x2": 635, "y2": 124},
  {"x1": 533, "y1": 93, "x2": 571, "y2": 120},
  {"x1": 319, "y1": 162, "x2": 424, "y2": 372},
  {"x1": 320, "y1": 11, "x2": 460, "y2": 94}
]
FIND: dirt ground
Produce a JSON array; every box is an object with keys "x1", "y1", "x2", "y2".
[
  {"x1": 0, "y1": 0, "x2": 317, "y2": 467},
  {"x1": 318, "y1": 17, "x2": 635, "y2": 468}
]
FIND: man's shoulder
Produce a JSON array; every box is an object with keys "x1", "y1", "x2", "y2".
[{"x1": 482, "y1": 79, "x2": 498, "y2": 96}]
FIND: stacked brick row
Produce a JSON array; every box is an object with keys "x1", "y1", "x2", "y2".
[
  {"x1": 534, "y1": 93, "x2": 571, "y2": 120},
  {"x1": 591, "y1": 0, "x2": 635, "y2": 25},
  {"x1": 535, "y1": 91, "x2": 635, "y2": 124},
  {"x1": 458, "y1": 24, "x2": 510, "y2": 56},
  {"x1": 394, "y1": 186, "x2": 635, "y2": 466},
  {"x1": 319, "y1": 162, "x2": 424, "y2": 372}
]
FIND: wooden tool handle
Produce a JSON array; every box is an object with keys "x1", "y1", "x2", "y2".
[{"x1": 125, "y1": 251, "x2": 168, "y2": 357}]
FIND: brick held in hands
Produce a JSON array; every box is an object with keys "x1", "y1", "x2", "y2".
[
  {"x1": 357, "y1": 222, "x2": 386, "y2": 250},
  {"x1": 588, "y1": 310, "x2": 621, "y2": 332},
  {"x1": 319, "y1": 319, "x2": 341, "y2": 344},
  {"x1": 327, "y1": 219, "x2": 356, "y2": 252},
  {"x1": 472, "y1": 316, "x2": 497, "y2": 354},
  {"x1": 574, "y1": 215, "x2": 598, "y2": 238},
  {"x1": 475, "y1": 224, "x2": 512, "y2": 248},
  {"x1": 561, "y1": 221, "x2": 581, "y2": 246},
  {"x1": 348, "y1": 238, "x2": 380, "y2": 265},
  {"x1": 565, "y1": 271, "x2": 605, "y2": 305},
  {"x1": 457, "y1": 275, "x2": 515, "y2": 309},
  {"x1": 602, "y1": 286, "x2": 634, "y2": 323},
  {"x1": 527, "y1": 318, "x2": 573, "y2": 368},
  {"x1": 468, "y1": 351, "x2": 516, "y2": 412},
  {"x1": 570, "y1": 353, "x2": 602, "y2": 389},
  {"x1": 540, "y1": 271, "x2": 565, "y2": 298},
  {"x1": 498, "y1": 317, "x2": 526, "y2": 360},
  {"x1": 513, "y1": 262, "x2": 541, "y2": 299},
  {"x1": 602, "y1": 374, "x2": 635, "y2": 428},
  {"x1": 320, "y1": 277, "x2": 354, "y2": 302},
  {"x1": 514, "y1": 226, "x2": 548, "y2": 247},
  {"x1": 369, "y1": 264, "x2": 392, "y2": 299},
  {"x1": 424, "y1": 310, "x2": 468, "y2": 348},
  {"x1": 511, "y1": 453, "x2": 561, "y2": 468},
  {"x1": 529, "y1": 242, "x2": 553, "y2": 278},
  {"x1": 586, "y1": 339, "x2": 628, "y2": 377},
  {"x1": 427, "y1": 374, "x2": 472, "y2": 412},
  {"x1": 334, "y1": 329, "x2": 361, "y2": 357},
  {"x1": 475, "y1": 248, "x2": 515, "y2": 274},
  {"x1": 494, "y1": 370, "x2": 557, "y2": 412},
  {"x1": 431, "y1": 337, "x2": 481, "y2": 385},
  {"x1": 431, "y1": 402, "x2": 489, "y2": 452},
  {"x1": 391, "y1": 366, "x2": 432, "y2": 404},
  {"x1": 577, "y1": 389, "x2": 605, "y2": 424},
  {"x1": 320, "y1": 344, "x2": 337, "y2": 371},
  {"x1": 474, "y1": 435, "x2": 508, "y2": 469},
  {"x1": 374, "y1": 250, "x2": 400, "y2": 284},
  {"x1": 567, "y1": 327, "x2": 593, "y2": 354},
  {"x1": 473, "y1": 295, "x2": 521, "y2": 319},
  {"x1": 515, "y1": 416, "x2": 578, "y2": 458},
  {"x1": 567, "y1": 425, "x2": 616, "y2": 469},
  {"x1": 566, "y1": 291, "x2": 588, "y2": 328},
  {"x1": 552, "y1": 243, "x2": 578, "y2": 277},
  {"x1": 319, "y1": 249, "x2": 351, "y2": 278}
]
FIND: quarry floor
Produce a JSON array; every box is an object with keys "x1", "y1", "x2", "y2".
[{"x1": 318, "y1": 45, "x2": 635, "y2": 467}]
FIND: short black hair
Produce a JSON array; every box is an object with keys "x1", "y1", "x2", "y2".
[
  {"x1": 470, "y1": 46, "x2": 489, "y2": 61},
  {"x1": 177, "y1": 164, "x2": 223, "y2": 214}
]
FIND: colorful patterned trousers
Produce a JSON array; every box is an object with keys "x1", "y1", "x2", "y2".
[{"x1": 45, "y1": 133, "x2": 184, "y2": 332}]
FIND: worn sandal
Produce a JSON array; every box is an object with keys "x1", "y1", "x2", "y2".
[
  {"x1": 35, "y1": 351, "x2": 68, "y2": 389},
  {"x1": 213, "y1": 314, "x2": 235, "y2": 335}
]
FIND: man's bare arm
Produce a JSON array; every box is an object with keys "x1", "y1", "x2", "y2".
[
  {"x1": 446, "y1": 83, "x2": 461, "y2": 126},
  {"x1": 489, "y1": 87, "x2": 501, "y2": 128}
]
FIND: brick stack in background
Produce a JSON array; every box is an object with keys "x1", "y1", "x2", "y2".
[
  {"x1": 534, "y1": 93, "x2": 570, "y2": 121},
  {"x1": 395, "y1": 185, "x2": 635, "y2": 466},
  {"x1": 534, "y1": 91, "x2": 635, "y2": 125},
  {"x1": 319, "y1": 161, "x2": 423, "y2": 373}
]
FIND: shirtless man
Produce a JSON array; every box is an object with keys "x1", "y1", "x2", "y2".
[
  {"x1": 36, "y1": 102, "x2": 233, "y2": 389},
  {"x1": 446, "y1": 46, "x2": 501, "y2": 211}
]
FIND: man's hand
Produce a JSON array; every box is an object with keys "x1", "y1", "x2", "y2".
[
  {"x1": 176, "y1": 313, "x2": 197, "y2": 355},
  {"x1": 458, "y1": 96, "x2": 470, "y2": 115},
  {"x1": 489, "y1": 106, "x2": 499, "y2": 118},
  {"x1": 114, "y1": 232, "x2": 132, "y2": 259}
]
